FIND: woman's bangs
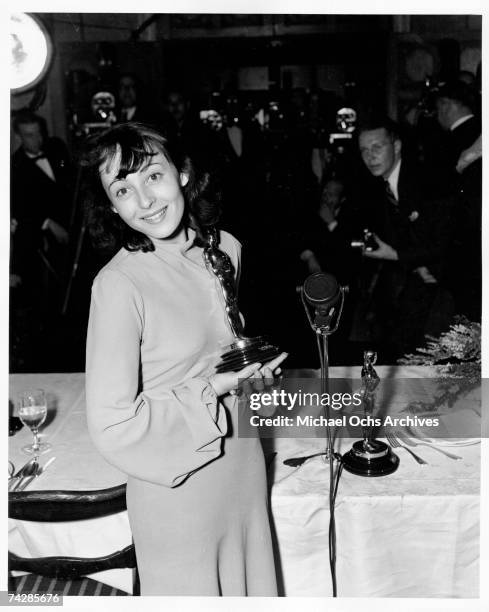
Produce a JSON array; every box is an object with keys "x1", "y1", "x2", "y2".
[{"x1": 103, "y1": 134, "x2": 160, "y2": 180}]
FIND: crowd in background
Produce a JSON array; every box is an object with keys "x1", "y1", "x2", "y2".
[{"x1": 10, "y1": 68, "x2": 482, "y2": 371}]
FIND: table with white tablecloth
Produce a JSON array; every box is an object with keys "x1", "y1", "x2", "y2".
[{"x1": 8, "y1": 367, "x2": 480, "y2": 597}]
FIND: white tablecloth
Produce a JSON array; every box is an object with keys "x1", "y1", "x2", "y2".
[
  {"x1": 8, "y1": 368, "x2": 480, "y2": 597},
  {"x1": 9, "y1": 373, "x2": 131, "y2": 592}
]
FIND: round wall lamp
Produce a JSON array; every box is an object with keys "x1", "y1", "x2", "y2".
[{"x1": 10, "y1": 13, "x2": 54, "y2": 95}]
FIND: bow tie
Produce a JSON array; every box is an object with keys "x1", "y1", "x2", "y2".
[{"x1": 30, "y1": 153, "x2": 47, "y2": 162}]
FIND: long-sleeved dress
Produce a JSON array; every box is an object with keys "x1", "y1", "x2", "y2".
[{"x1": 85, "y1": 229, "x2": 277, "y2": 596}]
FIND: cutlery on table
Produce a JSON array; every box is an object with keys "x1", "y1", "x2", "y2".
[
  {"x1": 10, "y1": 457, "x2": 56, "y2": 492},
  {"x1": 8, "y1": 457, "x2": 39, "y2": 491},
  {"x1": 37, "y1": 456, "x2": 56, "y2": 477},
  {"x1": 12, "y1": 457, "x2": 37, "y2": 479},
  {"x1": 395, "y1": 431, "x2": 462, "y2": 460},
  {"x1": 284, "y1": 452, "x2": 326, "y2": 467},
  {"x1": 17, "y1": 456, "x2": 57, "y2": 492},
  {"x1": 15, "y1": 475, "x2": 37, "y2": 492},
  {"x1": 386, "y1": 432, "x2": 428, "y2": 465}
]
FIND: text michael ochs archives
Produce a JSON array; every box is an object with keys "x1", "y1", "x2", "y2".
[{"x1": 245, "y1": 390, "x2": 440, "y2": 429}]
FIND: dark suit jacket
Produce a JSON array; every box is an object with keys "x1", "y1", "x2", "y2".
[
  {"x1": 361, "y1": 157, "x2": 453, "y2": 283},
  {"x1": 443, "y1": 117, "x2": 481, "y2": 319},
  {"x1": 118, "y1": 105, "x2": 157, "y2": 125},
  {"x1": 346, "y1": 157, "x2": 457, "y2": 356},
  {"x1": 10, "y1": 138, "x2": 73, "y2": 281},
  {"x1": 450, "y1": 116, "x2": 482, "y2": 199},
  {"x1": 298, "y1": 197, "x2": 365, "y2": 286},
  {"x1": 450, "y1": 116, "x2": 480, "y2": 158}
]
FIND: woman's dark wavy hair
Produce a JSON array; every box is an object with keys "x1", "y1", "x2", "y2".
[{"x1": 80, "y1": 122, "x2": 221, "y2": 252}]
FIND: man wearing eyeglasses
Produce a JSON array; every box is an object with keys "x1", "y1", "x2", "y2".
[{"x1": 353, "y1": 117, "x2": 454, "y2": 360}]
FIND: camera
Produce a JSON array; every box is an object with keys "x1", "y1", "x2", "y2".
[
  {"x1": 70, "y1": 91, "x2": 117, "y2": 139},
  {"x1": 351, "y1": 229, "x2": 379, "y2": 252},
  {"x1": 327, "y1": 106, "x2": 357, "y2": 154},
  {"x1": 199, "y1": 109, "x2": 224, "y2": 131}
]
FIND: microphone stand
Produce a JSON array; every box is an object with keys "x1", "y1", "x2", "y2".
[
  {"x1": 284, "y1": 287, "x2": 345, "y2": 465},
  {"x1": 308, "y1": 290, "x2": 342, "y2": 461},
  {"x1": 283, "y1": 285, "x2": 346, "y2": 597}
]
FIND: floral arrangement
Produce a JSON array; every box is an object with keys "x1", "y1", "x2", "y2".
[
  {"x1": 398, "y1": 317, "x2": 481, "y2": 413},
  {"x1": 399, "y1": 316, "x2": 481, "y2": 375}
]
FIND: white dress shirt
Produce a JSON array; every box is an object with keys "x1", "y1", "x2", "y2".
[
  {"x1": 121, "y1": 106, "x2": 137, "y2": 121},
  {"x1": 27, "y1": 152, "x2": 55, "y2": 182},
  {"x1": 450, "y1": 114, "x2": 474, "y2": 131},
  {"x1": 386, "y1": 158, "x2": 401, "y2": 201}
]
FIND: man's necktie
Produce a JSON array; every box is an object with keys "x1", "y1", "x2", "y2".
[
  {"x1": 384, "y1": 180, "x2": 398, "y2": 208},
  {"x1": 31, "y1": 153, "x2": 46, "y2": 162}
]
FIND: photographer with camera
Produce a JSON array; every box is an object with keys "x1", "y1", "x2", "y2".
[{"x1": 353, "y1": 116, "x2": 454, "y2": 360}]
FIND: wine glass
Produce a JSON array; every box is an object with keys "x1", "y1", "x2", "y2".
[{"x1": 18, "y1": 389, "x2": 51, "y2": 455}]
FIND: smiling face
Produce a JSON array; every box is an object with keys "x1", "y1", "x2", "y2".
[
  {"x1": 100, "y1": 146, "x2": 188, "y2": 244},
  {"x1": 358, "y1": 127, "x2": 401, "y2": 179}
]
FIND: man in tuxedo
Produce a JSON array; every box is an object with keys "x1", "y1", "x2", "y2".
[
  {"x1": 435, "y1": 80, "x2": 481, "y2": 321},
  {"x1": 435, "y1": 80, "x2": 480, "y2": 164},
  {"x1": 11, "y1": 111, "x2": 73, "y2": 337},
  {"x1": 354, "y1": 117, "x2": 453, "y2": 360}
]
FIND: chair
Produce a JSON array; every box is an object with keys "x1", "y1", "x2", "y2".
[{"x1": 8, "y1": 484, "x2": 139, "y2": 596}]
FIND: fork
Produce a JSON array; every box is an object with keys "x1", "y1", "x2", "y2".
[
  {"x1": 395, "y1": 433, "x2": 462, "y2": 460},
  {"x1": 386, "y1": 432, "x2": 428, "y2": 465}
]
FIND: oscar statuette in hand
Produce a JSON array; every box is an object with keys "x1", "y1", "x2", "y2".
[{"x1": 203, "y1": 227, "x2": 282, "y2": 373}]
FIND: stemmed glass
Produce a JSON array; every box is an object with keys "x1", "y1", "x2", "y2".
[{"x1": 18, "y1": 389, "x2": 51, "y2": 455}]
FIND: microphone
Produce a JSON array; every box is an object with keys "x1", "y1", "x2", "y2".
[
  {"x1": 302, "y1": 272, "x2": 344, "y2": 333},
  {"x1": 292, "y1": 271, "x2": 347, "y2": 598}
]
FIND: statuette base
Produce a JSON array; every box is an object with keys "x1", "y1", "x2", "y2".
[
  {"x1": 215, "y1": 336, "x2": 282, "y2": 373},
  {"x1": 342, "y1": 440, "x2": 399, "y2": 477}
]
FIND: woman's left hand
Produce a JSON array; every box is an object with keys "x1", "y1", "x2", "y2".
[
  {"x1": 246, "y1": 353, "x2": 288, "y2": 391},
  {"x1": 209, "y1": 352, "x2": 288, "y2": 397}
]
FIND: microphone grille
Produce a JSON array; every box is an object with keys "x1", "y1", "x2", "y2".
[{"x1": 303, "y1": 272, "x2": 340, "y2": 306}]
